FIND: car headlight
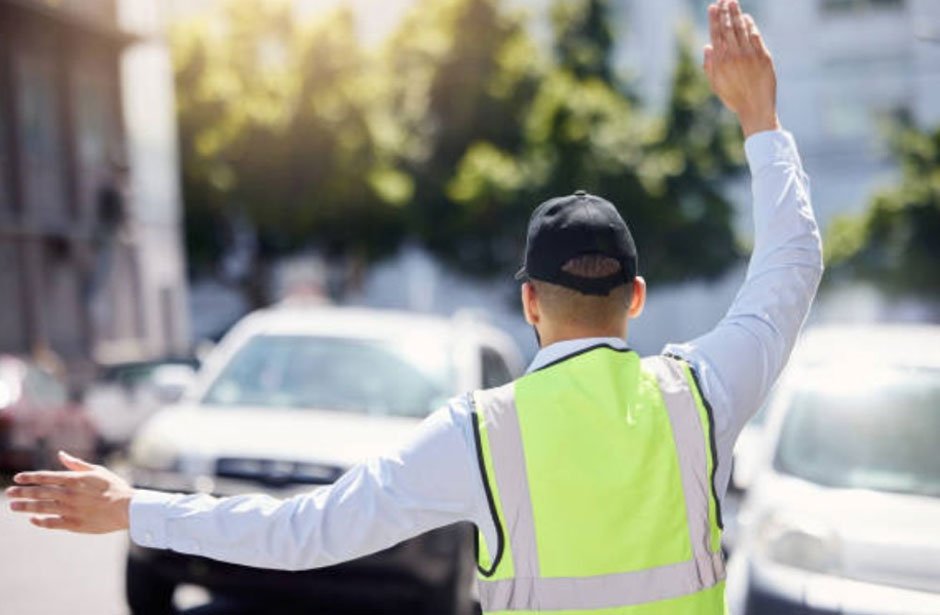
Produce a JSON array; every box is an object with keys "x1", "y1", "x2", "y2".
[
  {"x1": 755, "y1": 513, "x2": 841, "y2": 574},
  {"x1": 129, "y1": 437, "x2": 180, "y2": 473}
]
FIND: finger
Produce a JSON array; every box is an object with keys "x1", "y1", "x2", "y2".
[
  {"x1": 718, "y1": 1, "x2": 737, "y2": 53},
  {"x1": 58, "y1": 450, "x2": 95, "y2": 472},
  {"x1": 708, "y1": 4, "x2": 722, "y2": 48},
  {"x1": 5, "y1": 485, "x2": 71, "y2": 501},
  {"x1": 743, "y1": 14, "x2": 769, "y2": 55},
  {"x1": 13, "y1": 471, "x2": 84, "y2": 487},
  {"x1": 728, "y1": 0, "x2": 748, "y2": 50},
  {"x1": 703, "y1": 44, "x2": 715, "y2": 78},
  {"x1": 9, "y1": 499, "x2": 70, "y2": 515},
  {"x1": 30, "y1": 516, "x2": 78, "y2": 531}
]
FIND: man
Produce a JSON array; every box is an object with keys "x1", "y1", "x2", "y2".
[{"x1": 7, "y1": 1, "x2": 822, "y2": 613}]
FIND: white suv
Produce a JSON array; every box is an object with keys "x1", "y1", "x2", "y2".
[
  {"x1": 126, "y1": 305, "x2": 523, "y2": 615},
  {"x1": 727, "y1": 325, "x2": 940, "y2": 615}
]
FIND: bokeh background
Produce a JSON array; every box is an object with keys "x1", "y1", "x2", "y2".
[
  {"x1": 2, "y1": 0, "x2": 940, "y2": 375},
  {"x1": 1, "y1": 0, "x2": 939, "y2": 613}
]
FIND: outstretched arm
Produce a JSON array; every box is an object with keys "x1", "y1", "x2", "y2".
[
  {"x1": 6, "y1": 403, "x2": 491, "y2": 570},
  {"x1": 664, "y1": 0, "x2": 824, "y2": 495}
]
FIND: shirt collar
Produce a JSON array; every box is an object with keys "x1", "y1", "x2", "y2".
[{"x1": 526, "y1": 337, "x2": 629, "y2": 374}]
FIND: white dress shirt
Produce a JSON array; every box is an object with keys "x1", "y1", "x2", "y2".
[{"x1": 130, "y1": 130, "x2": 824, "y2": 572}]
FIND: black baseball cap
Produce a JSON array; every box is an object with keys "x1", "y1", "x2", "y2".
[{"x1": 515, "y1": 190, "x2": 637, "y2": 296}]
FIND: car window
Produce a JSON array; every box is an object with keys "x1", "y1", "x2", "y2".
[
  {"x1": 481, "y1": 347, "x2": 513, "y2": 389},
  {"x1": 774, "y1": 367, "x2": 940, "y2": 498},
  {"x1": 202, "y1": 335, "x2": 455, "y2": 418}
]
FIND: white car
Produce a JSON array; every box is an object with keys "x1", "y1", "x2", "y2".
[
  {"x1": 727, "y1": 325, "x2": 940, "y2": 615},
  {"x1": 126, "y1": 305, "x2": 523, "y2": 615}
]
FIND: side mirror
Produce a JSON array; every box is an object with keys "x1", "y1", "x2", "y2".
[
  {"x1": 194, "y1": 339, "x2": 216, "y2": 365},
  {"x1": 149, "y1": 365, "x2": 197, "y2": 404}
]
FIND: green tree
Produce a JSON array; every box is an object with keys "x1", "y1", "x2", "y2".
[
  {"x1": 382, "y1": 0, "x2": 542, "y2": 273},
  {"x1": 551, "y1": 0, "x2": 614, "y2": 83},
  {"x1": 447, "y1": 18, "x2": 744, "y2": 283},
  {"x1": 643, "y1": 31, "x2": 743, "y2": 281},
  {"x1": 173, "y1": 0, "x2": 407, "y2": 294},
  {"x1": 826, "y1": 123, "x2": 940, "y2": 296},
  {"x1": 173, "y1": 0, "x2": 744, "y2": 295}
]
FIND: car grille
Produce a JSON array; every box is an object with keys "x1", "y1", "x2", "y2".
[{"x1": 215, "y1": 457, "x2": 344, "y2": 487}]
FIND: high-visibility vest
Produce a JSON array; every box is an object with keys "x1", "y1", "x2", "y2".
[{"x1": 471, "y1": 345, "x2": 726, "y2": 614}]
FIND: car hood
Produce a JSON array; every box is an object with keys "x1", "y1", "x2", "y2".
[
  {"x1": 134, "y1": 403, "x2": 424, "y2": 470},
  {"x1": 746, "y1": 472, "x2": 940, "y2": 593}
]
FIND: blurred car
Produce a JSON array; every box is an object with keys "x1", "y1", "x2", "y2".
[
  {"x1": 126, "y1": 305, "x2": 523, "y2": 615},
  {"x1": 722, "y1": 398, "x2": 773, "y2": 554},
  {"x1": 84, "y1": 357, "x2": 199, "y2": 454},
  {"x1": 727, "y1": 325, "x2": 940, "y2": 615},
  {"x1": 0, "y1": 355, "x2": 98, "y2": 471}
]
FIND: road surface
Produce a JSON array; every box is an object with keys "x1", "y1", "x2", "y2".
[
  {"x1": 0, "y1": 476, "x2": 218, "y2": 615},
  {"x1": 0, "y1": 487, "x2": 128, "y2": 615}
]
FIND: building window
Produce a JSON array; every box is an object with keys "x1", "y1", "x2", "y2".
[
  {"x1": 15, "y1": 42, "x2": 68, "y2": 226},
  {"x1": 821, "y1": 0, "x2": 905, "y2": 15},
  {"x1": 0, "y1": 97, "x2": 10, "y2": 217},
  {"x1": 0, "y1": 242, "x2": 28, "y2": 352},
  {"x1": 821, "y1": 54, "x2": 912, "y2": 143},
  {"x1": 72, "y1": 51, "x2": 116, "y2": 222}
]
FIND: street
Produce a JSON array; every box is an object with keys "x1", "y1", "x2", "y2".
[
  {"x1": 0, "y1": 479, "x2": 739, "y2": 615},
  {"x1": 0, "y1": 479, "x2": 215, "y2": 615},
  {"x1": 1, "y1": 475, "x2": 471, "y2": 615},
  {"x1": 0, "y1": 486, "x2": 127, "y2": 615}
]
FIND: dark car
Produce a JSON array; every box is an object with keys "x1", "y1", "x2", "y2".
[{"x1": 0, "y1": 355, "x2": 98, "y2": 471}]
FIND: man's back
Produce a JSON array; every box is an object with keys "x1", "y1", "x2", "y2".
[{"x1": 472, "y1": 346, "x2": 725, "y2": 613}]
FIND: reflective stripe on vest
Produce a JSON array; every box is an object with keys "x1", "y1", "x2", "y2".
[{"x1": 472, "y1": 348, "x2": 725, "y2": 614}]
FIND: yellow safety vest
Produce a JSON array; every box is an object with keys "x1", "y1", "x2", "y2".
[{"x1": 471, "y1": 345, "x2": 726, "y2": 614}]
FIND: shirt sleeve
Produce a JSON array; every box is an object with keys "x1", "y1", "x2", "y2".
[
  {"x1": 129, "y1": 397, "x2": 492, "y2": 571},
  {"x1": 663, "y1": 130, "x2": 823, "y2": 493}
]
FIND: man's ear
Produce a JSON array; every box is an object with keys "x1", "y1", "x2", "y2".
[
  {"x1": 521, "y1": 282, "x2": 540, "y2": 326},
  {"x1": 627, "y1": 277, "x2": 647, "y2": 319}
]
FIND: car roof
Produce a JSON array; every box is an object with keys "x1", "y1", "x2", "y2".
[
  {"x1": 228, "y1": 305, "x2": 510, "y2": 348},
  {"x1": 794, "y1": 324, "x2": 940, "y2": 370}
]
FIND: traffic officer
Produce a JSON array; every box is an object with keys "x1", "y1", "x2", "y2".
[{"x1": 7, "y1": 1, "x2": 823, "y2": 613}]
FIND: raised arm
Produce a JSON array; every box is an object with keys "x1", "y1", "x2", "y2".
[{"x1": 664, "y1": 0, "x2": 823, "y2": 471}]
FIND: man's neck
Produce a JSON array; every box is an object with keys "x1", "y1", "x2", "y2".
[{"x1": 538, "y1": 328, "x2": 628, "y2": 349}]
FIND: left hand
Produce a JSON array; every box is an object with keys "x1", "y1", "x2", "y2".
[{"x1": 6, "y1": 451, "x2": 133, "y2": 534}]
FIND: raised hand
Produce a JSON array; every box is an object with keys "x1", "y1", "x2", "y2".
[
  {"x1": 704, "y1": 0, "x2": 780, "y2": 137},
  {"x1": 6, "y1": 451, "x2": 133, "y2": 534}
]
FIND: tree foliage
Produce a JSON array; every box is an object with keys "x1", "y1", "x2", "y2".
[
  {"x1": 444, "y1": 19, "x2": 743, "y2": 281},
  {"x1": 173, "y1": 0, "x2": 744, "y2": 293},
  {"x1": 826, "y1": 123, "x2": 940, "y2": 296},
  {"x1": 174, "y1": 0, "x2": 406, "y2": 273},
  {"x1": 551, "y1": 0, "x2": 614, "y2": 83}
]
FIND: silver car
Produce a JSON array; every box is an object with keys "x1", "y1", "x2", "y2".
[
  {"x1": 126, "y1": 305, "x2": 522, "y2": 615},
  {"x1": 727, "y1": 325, "x2": 940, "y2": 615}
]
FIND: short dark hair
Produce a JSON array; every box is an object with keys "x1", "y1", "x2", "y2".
[{"x1": 530, "y1": 254, "x2": 633, "y2": 327}]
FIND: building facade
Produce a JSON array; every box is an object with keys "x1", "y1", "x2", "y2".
[
  {"x1": 0, "y1": 0, "x2": 189, "y2": 382},
  {"x1": 615, "y1": 0, "x2": 940, "y2": 228}
]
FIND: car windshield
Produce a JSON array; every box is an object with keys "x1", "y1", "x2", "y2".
[
  {"x1": 775, "y1": 367, "x2": 940, "y2": 498},
  {"x1": 202, "y1": 334, "x2": 455, "y2": 418}
]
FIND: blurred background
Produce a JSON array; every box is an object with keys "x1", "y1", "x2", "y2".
[{"x1": 0, "y1": 0, "x2": 938, "y2": 614}]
